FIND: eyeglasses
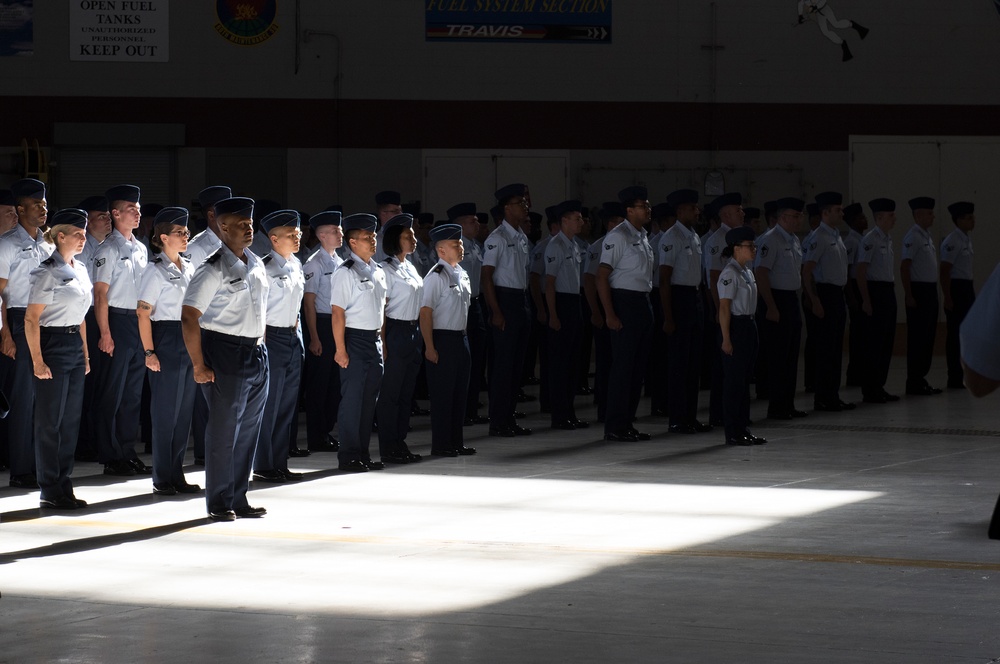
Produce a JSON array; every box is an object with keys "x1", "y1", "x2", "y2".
[
  {"x1": 169, "y1": 230, "x2": 191, "y2": 238},
  {"x1": 737, "y1": 242, "x2": 757, "y2": 249}
]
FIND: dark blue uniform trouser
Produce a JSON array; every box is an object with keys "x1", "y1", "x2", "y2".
[
  {"x1": 593, "y1": 321, "x2": 611, "y2": 423},
  {"x1": 377, "y1": 318, "x2": 421, "y2": 457},
  {"x1": 95, "y1": 308, "x2": 144, "y2": 464},
  {"x1": 905, "y1": 282, "x2": 938, "y2": 389},
  {"x1": 709, "y1": 321, "x2": 724, "y2": 424},
  {"x1": 646, "y1": 287, "x2": 668, "y2": 414},
  {"x1": 814, "y1": 282, "x2": 848, "y2": 405},
  {"x1": 605, "y1": 289, "x2": 652, "y2": 435},
  {"x1": 201, "y1": 330, "x2": 269, "y2": 513},
  {"x1": 304, "y1": 313, "x2": 341, "y2": 447},
  {"x1": 721, "y1": 316, "x2": 758, "y2": 442},
  {"x1": 488, "y1": 287, "x2": 529, "y2": 429},
  {"x1": 667, "y1": 285, "x2": 704, "y2": 427},
  {"x1": 427, "y1": 329, "x2": 470, "y2": 453},
  {"x1": 946, "y1": 279, "x2": 975, "y2": 385},
  {"x1": 548, "y1": 292, "x2": 581, "y2": 424},
  {"x1": 862, "y1": 282, "x2": 897, "y2": 397},
  {"x1": 762, "y1": 289, "x2": 802, "y2": 416},
  {"x1": 34, "y1": 326, "x2": 85, "y2": 502},
  {"x1": 845, "y1": 280, "x2": 864, "y2": 386},
  {"x1": 149, "y1": 321, "x2": 196, "y2": 487},
  {"x1": 337, "y1": 328, "x2": 382, "y2": 464},
  {"x1": 802, "y1": 292, "x2": 818, "y2": 391},
  {"x1": 3, "y1": 308, "x2": 35, "y2": 477},
  {"x1": 76, "y1": 306, "x2": 101, "y2": 459},
  {"x1": 465, "y1": 297, "x2": 487, "y2": 418},
  {"x1": 254, "y1": 326, "x2": 303, "y2": 473},
  {"x1": 577, "y1": 287, "x2": 593, "y2": 390}
]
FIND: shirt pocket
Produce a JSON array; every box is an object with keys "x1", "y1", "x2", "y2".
[{"x1": 226, "y1": 279, "x2": 249, "y2": 293}]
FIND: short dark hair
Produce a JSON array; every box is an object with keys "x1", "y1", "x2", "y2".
[{"x1": 382, "y1": 224, "x2": 409, "y2": 256}]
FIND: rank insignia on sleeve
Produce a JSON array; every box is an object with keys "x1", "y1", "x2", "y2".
[
  {"x1": 664, "y1": 244, "x2": 673, "y2": 252},
  {"x1": 604, "y1": 243, "x2": 614, "y2": 250},
  {"x1": 95, "y1": 258, "x2": 106, "y2": 268},
  {"x1": 546, "y1": 256, "x2": 555, "y2": 263},
  {"x1": 304, "y1": 273, "x2": 313, "y2": 280},
  {"x1": 864, "y1": 244, "x2": 872, "y2": 251},
  {"x1": 945, "y1": 244, "x2": 954, "y2": 251},
  {"x1": 711, "y1": 247, "x2": 718, "y2": 255},
  {"x1": 487, "y1": 243, "x2": 496, "y2": 250},
  {"x1": 722, "y1": 278, "x2": 732, "y2": 286},
  {"x1": 760, "y1": 246, "x2": 769, "y2": 257}
]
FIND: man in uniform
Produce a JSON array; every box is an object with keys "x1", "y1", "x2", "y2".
[
  {"x1": 647, "y1": 202, "x2": 672, "y2": 417},
  {"x1": 754, "y1": 197, "x2": 808, "y2": 420},
  {"x1": 301, "y1": 210, "x2": 344, "y2": 454},
  {"x1": 253, "y1": 210, "x2": 306, "y2": 483},
  {"x1": 801, "y1": 203, "x2": 822, "y2": 393},
  {"x1": 900, "y1": 197, "x2": 942, "y2": 395},
  {"x1": 481, "y1": 184, "x2": 532, "y2": 437},
  {"x1": 941, "y1": 201, "x2": 976, "y2": 389},
  {"x1": 544, "y1": 200, "x2": 588, "y2": 430},
  {"x1": 659, "y1": 189, "x2": 713, "y2": 434},
  {"x1": 855, "y1": 198, "x2": 900, "y2": 403},
  {"x1": 331, "y1": 214, "x2": 387, "y2": 472},
  {"x1": 373, "y1": 190, "x2": 403, "y2": 263},
  {"x1": 182, "y1": 196, "x2": 269, "y2": 521},
  {"x1": 584, "y1": 202, "x2": 625, "y2": 424},
  {"x1": 0, "y1": 190, "x2": 17, "y2": 234},
  {"x1": 0, "y1": 178, "x2": 53, "y2": 488},
  {"x1": 92, "y1": 184, "x2": 150, "y2": 476},
  {"x1": 450, "y1": 203, "x2": 489, "y2": 426},
  {"x1": 802, "y1": 191, "x2": 855, "y2": 411},
  {"x1": 529, "y1": 208, "x2": 560, "y2": 414},
  {"x1": 597, "y1": 186, "x2": 654, "y2": 442},
  {"x1": 841, "y1": 202, "x2": 867, "y2": 387}
]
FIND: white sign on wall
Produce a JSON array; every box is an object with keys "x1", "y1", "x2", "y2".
[{"x1": 70, "y1": 0, "x2": 168, "y2": 62}]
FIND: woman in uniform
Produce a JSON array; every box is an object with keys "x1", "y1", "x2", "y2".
[
  {"x1": 25, "y1": 208, "x2": 93, "y2": 509},
  {"x1": 377, "y1": 214, "x2": 424, "y2": 464},
  {"x1": 718, "y1": 226, "x2": 767, "y2": 447},
  {"x1": 137, "y1": 207, "x2": 201, "y2": 496}
]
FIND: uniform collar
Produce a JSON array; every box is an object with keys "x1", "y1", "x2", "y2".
[
  {"x1": 774, "y1": 224, "x2": 797, "y2": 243},
  {"x1": 911, "y1": 224, "x2": 931, "y2": 238},
  {"x1": 819, "y1": 222, "x2": 839, "y2": 236},
  {"x1": 349, "y1": 251, "x2": 376, "y2": 270},
  {"x1": 268, "y1": 250, "x2": 288, "y2": 268}
]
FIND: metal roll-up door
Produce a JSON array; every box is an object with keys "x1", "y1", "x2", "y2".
[{"x1": 52, "y1": 149, "x2": 175, "y2": 209}]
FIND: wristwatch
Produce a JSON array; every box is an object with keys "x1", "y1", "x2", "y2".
[{"x1": 144, "y1": 349, "x2": 156, "y2": 357}]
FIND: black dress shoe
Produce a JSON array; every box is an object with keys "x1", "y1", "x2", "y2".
[
  {"x1": 512, "y1": 424, "x2": 532, "y2": 436},
  {"x1": 577, "y1": 386, "x2": 594, "y2": 395},
  {"x1": 411, "y1": 405, "x2": 431, "y2": 416},
  {"x1": 464, "y1": 415, "x2": 490, "y2": 426},
  {"x1": 838, "y1": 400, "x2": 857, "y2": 411},
  {"x1": 288, "y1": 447, "x2": 312, "y2": 458},
  {"x1": 489, "y1": 426, "x2": 516, "y2": 438},
  {"x1": 382, "y1": 452, "x2": 411, "y2": 464},
  {"x1": 709, "y1": 419, "x2": 725, "y2": 427},
  {"x1": 431, "y1": 449, "x2": 458, "y2": 457},
  {"x1": 571, "y1": 419, "x2": 590, "y2": 429},
  {"x1": 906, "y1": 384, "x2": 941, "y2": 396},
  {"x1": 153, "y1": 483, "x2": 177, "y2": 496},
  {"x1": 309, "y1": 440, "x2": 338, "y2": 453},
  {"x1": 279, "y1": 469, "x2": 304, "y2": 481},
  {"x1": 338, "y1": 460, "x2": 369, "y2": 473},
  {"x1": 726, "y1": 436, "x2": 753, "y2": 446},
  {"x1": 253, "y1": 470, "x2": 288, "y2": 483},
  {"x1": 669, "y1": 424, "x2": 697, "y2": 434},
  {"x1": 516, "y1": 390, "x2": 536, "y2": 403},
  {"x1": 72, "y1": 497, "x2": 88, "y2": 508},
  {"x1": 604, "y1": 431, "x2": 638, "y2": 442},
  {"x1": 745, "y1": 433, "x2": 768, "y2": 445},
  {"x1": 234, "y1": 505, "x2": 267, "y2": 518},
  {"x1": 40, "y1": 496, "x2": 81, "y2": 509},
  {"x1": 174, "y1": 481, "x2": 202, "y2": 494},
  {"x1": 791, "y1": 409, "x2": 808, "y2": 418},
  {"x1": 814, "y1": 401, "x2": 843, "y2": 412},
  {"x1": 551, "y1": 420, "x2": 577, "y2": 430},
  {"x1": 456, "y1": 446, "x2": 477, "y2": 455},
  {"x1": 767, "y1": 411, "x2": 793, "y2": 420},
  {"x1": 208, "y1": 510, "x2": 236, "y2": 521},
  {"x1": 363, "y1": 460, "x2": 385, "y2": 471},
  {"x1": 882, "y1": 392, "x2": 900, "y2": 402},
  {"x1": 627, "y1": 428, "x2": 651, "y2": 441},
  {"x1": 513, "y1": 410, "x2": 526, "y2": 419},
  {"x1": 104, "y1": 459, "x2": 136, "y2": 476},
  {"x1": 690, "y1": 421, "x2": 713, "y2": 433},
  {"x1": 128, "y1": 458, "x2": 152, "y2": 474},
  {"x1": 862, "y1": 394, "x2": 887, "y2": 404},
  {"x1": 9, "y1": 474, "x2": 38, "y2": 488},
  {"x1": 403, "y1": 452, "x2": 422, "y2": 462}
]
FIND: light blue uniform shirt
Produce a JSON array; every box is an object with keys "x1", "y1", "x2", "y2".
[
  {"x1": 0, "y1": 224, "x2": 54, "y2": 308},
  {"x1": 843, "y1": 228, "x2": 863, "y2": 279},
  {"x1": 185, "y1": 229, "x2": 222, "y2": 266},
  {"x1": 482, "y1": 220, "x2": 529, "y2": 290},
  {"x1": 584, "y1": 238, "x2": 602, "y2": 278},
  {"x1": 138, "y1": 254, "x2": 195, "y2": 321},
  {"x1": 303, "y1": 248, "x2": 343, "y2": 315},
  {"x1": 382, "y1": 255, "x2": 423, "y2": 321},
  {"x1": 80, "y1": 234, "x2": 103, "y2": 282},
  {"x1": 263, "y1": 251, "x2": 305, "y2": 328},
  {"x1": 718, "y1": 258, "x2": 758, "y2": 316},
  {"x1": 421, "y1": 259, "x2": 471, "y2": 331},
  {"x1": 544, "y1": 231, "x2": 582, "y2": 294},
  {"x1": 857, "y1": 227, "x2": 894, "y2": 282},
  {"x1": 28, "y1": 252, "x2": 92, "y2": 326},
  {"x1": 92, "y1": 228, "x2": 148, "y2": 308},
  {"x1": 658, "y1": 222, "x2": 703, "y2": 287},
  {"x1": 600, "y1": 221, "x2": 653, "y2": 292},
  {"x1": 940, "y1": 229, "x2": 974, "y2": 279},
  {"x1": 805, "y1": 222, "x2": 848, "y2": 286},
  {"x1": 755, "y1": 225, "x2": 802, "y2": 291},
  {"x1": 460, "y1": 235, "x2": 483, "y2": 296},
  {"x1": 183, "y1": 245, "x2": 269, "y2": 339},
  {"x1": 330, "y1": 252, "x2": 387, "y2": 331},
  {"x1": 900, "y1": 224, "x2": 937, "y2": 283},
  {"x1": 703, "y1": 223, "x2": 734, "y2": 280},
  {"x1": 960, "y1": 263, "x2": 1000, "y2": 380}
]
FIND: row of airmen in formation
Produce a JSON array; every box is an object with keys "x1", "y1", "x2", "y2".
[{"x1": 0, "y1": 179, "x2": 977, "y2": 518}]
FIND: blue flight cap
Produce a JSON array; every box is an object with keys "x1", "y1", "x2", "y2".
[
  {"x1": 600, "y1": 201, "x2": 626, "y2": 221},
  {"x1": 714, "y1": 192, "x2": 743, "y2": 209},
  {"x1": 383, "y1": 213, "x2": 414, "y2": 231},
  {"x1": 908, "y1": 197, "x2": 935, "y2": 211},
  {"x1": 725, "y1": 225, "x2": 756, "y2": 246},
  {"x1": 447, "y1": 202, "x2": 477, "y2": 221},
  {"x1": 261, "y1": 209, "x2": 300, "y2": 233},
  {"x1": 375, "y1": 190, "x2": 401, "y2": 206},
  {"x1": 310, "y1": 210, "x2": 342, "y2": 229},
  {"x1": 154, "y1": 206, "x2": 189, "y2": 226},
  {"x1": 214, "y1": 197, "x2": 254, "y2": 218},
  {"x1": 842, "y1": 203, "x2": 863, "y2": 222},
  {"x1": 774, "y1": 197, "x2": 805, "y2": 213},
  {"x1": 667, "y1": 189, "x2": 699, "y2": 207},
  {"x1": 558, "y1": 200, "x2": 583, "y2": 218},
  {"x1": 429, "y1": 223, "x2": 462, "y2": 243},
  {"x1": 78, "y1": 196, "x2": 109, "y2": 213},
  {"x1": 743, "y1": 207, "x2": 761, "y2": 220},
  {"x1": 868, "y1": 198, "x2": 895, "y2": 214},
  {"x1": 50, "y1": 208, "x2": 88, "y2": 229},
  {"x1": 763, "y1": 200, "x2": 778, "y2": 217},
  {"x1": 495, "y1": 183, "x2": 527, "y2": 204},
  {"x1": 0, "y1": 190, "x2": 15, "y2": 206},
  {"x1": 12, "y1": 178, "x2": 46, "y2": 201},
  {"x1": 651, "y1": 202, "x2": 673, "y2": 220},
  {"x1": 618, "y1": 185, "x2": 648, "y2": 205},
  {"x1": 342, "y1": 213, "x2": 378, "y2": 232},
  {"x1": 198, "y1": 186, "x2": 232, "y2": 211},
  {"x1": 947, "y1": 201, "x2": 974, "y2": 218},
  {"x1": 814, "y1": 191, "x2": 843, "y2": 208},
  {"x1": 105, "y1": 184, "x2": 141, "y2": 204}
]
